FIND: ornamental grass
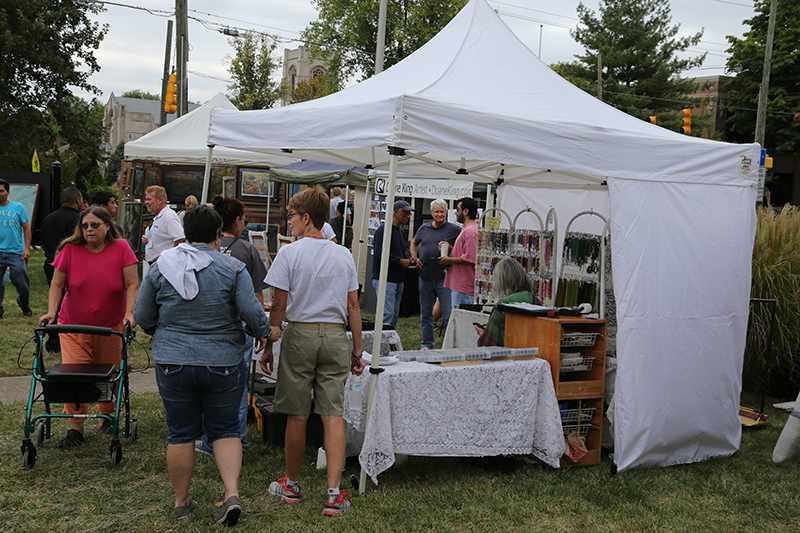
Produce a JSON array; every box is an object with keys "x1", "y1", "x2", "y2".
[{"x1": 746, "y1": 204, "x2": 800, "y2": 396}]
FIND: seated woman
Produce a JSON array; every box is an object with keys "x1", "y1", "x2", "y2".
[
  {"x1": 476, "y1": 257, "x2": 541, "y2": 347},
  {"x1": 134, "y1": 206, "x2": 270, "y2": 526}
]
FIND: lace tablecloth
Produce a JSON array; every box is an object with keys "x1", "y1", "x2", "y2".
[
  {"x1": 442, "y1": 308, "x2": 486, "y2": 349},
  {"x1": 344, "y1": 359, "x2": 564, "y2": 484}
]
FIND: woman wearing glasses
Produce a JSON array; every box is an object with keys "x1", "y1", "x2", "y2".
[{"x1": 38, "y1": 206, "x2": 139, "y2": 449}]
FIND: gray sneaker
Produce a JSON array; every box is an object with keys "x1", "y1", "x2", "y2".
[
  {"x1": 268, "y1": 476, "x2": 301, "y2": 504},
  {"x1": 195, "y1": 439, "x2": 213, "y2": 457},
  {"x1": 323, "y1": 491, "x2": 352, "y2": 516}
]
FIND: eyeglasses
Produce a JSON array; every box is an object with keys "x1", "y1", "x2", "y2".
[
  {"x1": 286, "y1": 212, "x2": 302, "y2": 221},
  {"x1": 243, "y1": 219, "x2": 249, "y2": 226},
  {"x1": 80, "y1": 222, "x2": 104, "y2": 229}
]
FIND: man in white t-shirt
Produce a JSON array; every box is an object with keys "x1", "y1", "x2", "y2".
[
  {"x1": 141, "y1": 186, "x2": 185, "y2": 263},
  {"x1": 329, "y1": 187, "x2": 343, "y2": 219}
]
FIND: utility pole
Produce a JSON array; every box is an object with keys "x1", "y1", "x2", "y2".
[
  {"x1": 175, "y1": 0, "x2": 189, "y2": 117},
  {"x1": 160, "y1": 19, "x2": 174, "y2": 126},
  {"x1": 754, "y1": 0, "x2": 778, "y2": 204},
  {"x1": 375, "y1": 0, "x2": 388, "y2": 74},
  {"x1": 597, "y1": 52, "x2": 602, "y2": 101},
  {"x1": 754, "y1": 0, "x2": 777, "y2": 148}
]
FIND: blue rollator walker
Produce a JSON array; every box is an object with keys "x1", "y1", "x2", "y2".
[{"x1": 21, "y1": 322, "x2": 138, "y2": 469}]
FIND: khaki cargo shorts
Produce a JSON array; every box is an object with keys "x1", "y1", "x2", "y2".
[{"x1": 274, "y1": 322, "x2": 350, "y2": 416}]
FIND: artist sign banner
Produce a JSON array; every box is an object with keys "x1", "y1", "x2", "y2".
[{"x1": 373, "y1": 177, "x2": 473, "y2": 200}]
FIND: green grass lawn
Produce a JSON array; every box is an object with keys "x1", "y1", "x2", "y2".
[{"x1": 2, "y1": 250, "x2": 800, "y2": 530}]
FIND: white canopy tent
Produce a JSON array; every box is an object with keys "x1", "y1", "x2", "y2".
[
  {"x1": 124, "y1": 93, "x2": 295, "y2": 202},
  {"x1": 206, "y1": 0, "x2": 760, "y2": 474}
]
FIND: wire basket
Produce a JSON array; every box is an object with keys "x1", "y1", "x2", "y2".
[
  {"x1": 562, "y1": 422, "x2": 591, "y2": 438},
  {"x1": 560, "y1": 354, "x2": 596, "y2": 373},
  {"x1": 560, "y1": 406, "x2": 597, "y2": 423},
  {"x1": 561, "y1": 332, "x2": 599, "y2": 347}
]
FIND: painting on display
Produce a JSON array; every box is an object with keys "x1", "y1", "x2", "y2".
[
  {"x1": 133, "y1": 169, "x2": 144, "y2": 197},
  {"x1": 239, "y1": 168, "x2": 274, "y2": 198},
  {"x1": 162, "y1": 167, "x2": 204, "y2": 204},
  {"x1": 8, "y1": 184, "x2": 40, "y2": 229},
  {"x1": 120, "y1": 201, "x2": 144, "y2": 255},
  {"x1": 145, "y1": 168, "x2": 158, "y2": 189}
]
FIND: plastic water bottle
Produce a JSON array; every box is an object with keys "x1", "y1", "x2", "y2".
[{"x1": 349, "y1": 381, "x2": 362, "y2": 411}]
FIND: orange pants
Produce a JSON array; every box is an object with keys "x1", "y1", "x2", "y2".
[{"x1": 60, "y1": 322, "x2": 123, "y2": 422}]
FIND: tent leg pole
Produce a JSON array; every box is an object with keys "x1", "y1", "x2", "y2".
[
  {"x1": 359, "y1": 152, "x2": 400, "y2": 495},
  {"x1": 343, "y1": 185, "x2": 350, "y2": 246},
  {"x1": 355, "y1": 178, "x2": 371, "y2": 283},
  {"x1": 200, "y1": 144, "x2": 214, "y2": 204}
]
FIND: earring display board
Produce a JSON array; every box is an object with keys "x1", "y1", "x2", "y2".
[{"x1": 474, "y1": 228, "x2": 555, "y2": 305}]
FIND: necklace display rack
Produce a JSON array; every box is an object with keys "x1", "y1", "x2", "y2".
[{"x1": 474, "y1": 207, "x2": 557, "y2": 306}]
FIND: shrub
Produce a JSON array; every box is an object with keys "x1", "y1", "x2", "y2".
[{"x1": 746, "y1": 205, "x2": 800, "y2": 396}]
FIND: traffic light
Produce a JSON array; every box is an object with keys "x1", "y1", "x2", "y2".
[
  {"x1": 648, "y1": 115, "x2": 657, "y2": 125},
  {"x1": 164, "y1": 72, "x2": 177, "y2": 114},
  {"x1": 681, "y1": 108, "x2": 691, "y2": 135}
]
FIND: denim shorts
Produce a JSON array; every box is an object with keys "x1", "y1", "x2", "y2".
[{"x1": 156, "y1": 360, "x2": 246, "y2": 444}]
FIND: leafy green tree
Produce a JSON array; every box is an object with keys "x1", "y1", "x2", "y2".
[
  {"x1": 0, "y1": 0, "x2": 107, "y2": 169},
  {"x1": 725, "y1": 0, "x2": 800, "y2": 155},
  {"x1": 290, "y1": 73, "x2": 335, "y2": 104},
  {"x1": 105, "y1": 141, "x2": 126, "y2": 186},
  {"x1": 121, "y1": 89, "x2": 160, "y2": 100},
  {"x1": 302, "y1": 0, "x2": 467, "y2": 88},
  {"x1": 226, "y1": 32, "x2": 285, "y2": 110},
  {"x1": 56, "y1": 97, "x2": 108, "y2": 193},
  {"x1": 560, "y1": 0, "x2": 708, "y2": 134}
]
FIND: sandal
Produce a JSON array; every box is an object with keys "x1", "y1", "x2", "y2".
[
  {"x1": 173, "y1": 498, "x2": 199, "y2": 520},
  {"x1": 58, "y1": 429, "x2": 84, "y2": 449}
]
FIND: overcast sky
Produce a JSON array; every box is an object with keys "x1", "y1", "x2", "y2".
[{"x1": 76, "y1": 0, "x2": 758, "y2": 105}]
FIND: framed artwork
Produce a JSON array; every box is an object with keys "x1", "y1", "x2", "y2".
[
  {"x1": 120, "y1": 201, "x2": 144, "y2": 255},
  {"x1": 8, "y1": 183, "x2": 40, "y2": 227},
  {"x1": 162, "y1": 167, "x2": 204, "y2": 204},
  {"x1": 133, "y1": 169, "x2": 144, "y2": 196},
  {"x1": 145, "y1": 168, "x2": 158, "y2": 188},
  {"x1": 239, "y1": 167, "x2": 275, "y2": 198}
]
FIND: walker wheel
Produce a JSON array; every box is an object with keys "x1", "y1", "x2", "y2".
[
  {"x1": 21, "y1": 440, "x2": 37, "y2": 470},
  {"x1": 129, "y1": 421, "x2": 138, "y2": 445},
  {"x1": 110, "y1": 440, "x2": 123, "y2": 468},
  {"x1": 36, "y1": 423, "x2": 46, "y2": 445}
]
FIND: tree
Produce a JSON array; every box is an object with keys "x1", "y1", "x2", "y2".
[
  {"x1": 291, "y1": 73, "x2": 335, "y2": 104},
  {"x1": 121, "y1": 89, "x2": 160, "y2": 100},
  {"x1": 226, "y1": 32, "x2": 285, "y2": 110},
  {"x1": 0, "y1": 1, "x2": 107, "y2": 169},
  {"x1": 56, "y1": 97, "x2": 108, "y2": 193},
  {"x1": 302, "y1": 0, "x2": 468, "y2": 88},
  {"x1": 725, "y1": 0, "x2": 800, "y2": 155},
  {"x1": 106, "y1": 141, "x2": 126, "y2": 186},
  {"x1": 560, "y1": 0, "x2": 707, "y2": 133}
]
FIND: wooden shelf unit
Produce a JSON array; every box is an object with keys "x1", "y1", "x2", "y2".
[{"x1": 505, "y1": 314, "x2": 607, "y2": 466}]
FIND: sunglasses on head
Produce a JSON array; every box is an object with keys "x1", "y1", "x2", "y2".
[{"x1": 80, "y1": 222, "x2": 104, "y2": 229}]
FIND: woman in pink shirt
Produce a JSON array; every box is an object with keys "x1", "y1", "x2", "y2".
[{"x1": 39, "y1": 206, "x2": 139, "y2": 449}]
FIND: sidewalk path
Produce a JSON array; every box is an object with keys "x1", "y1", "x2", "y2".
[{"x1": 0, "y1": 369, "x2": 160, "y2": 405}]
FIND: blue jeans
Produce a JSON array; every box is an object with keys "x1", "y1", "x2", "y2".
[
  {"x1": 0, "y1": 252, "x2": 30, "y2": 314},
  {"x1": 156, "y1": 360, "x2": 246, "y2": 445},
  {"x1": 201, "y1": 335, "x2": 253, "y2": 453},
  {"x1": 451, "y1": 290, "x2": 474, "y2": 309},
  {"x1": 372, "y1": 279, "x2": 403, "y2": 329},
  {"x1": 419, "y1": 277, "x2": 452, "y2": 348}
]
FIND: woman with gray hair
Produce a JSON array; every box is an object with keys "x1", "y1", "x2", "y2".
[{"x1": 475, "y1": 257, "x2": 541, "y2": 347}]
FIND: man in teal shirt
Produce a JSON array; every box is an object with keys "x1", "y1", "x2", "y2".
[{"x1": 0, "y1": 179, "x2": 33, "y2": 318}]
